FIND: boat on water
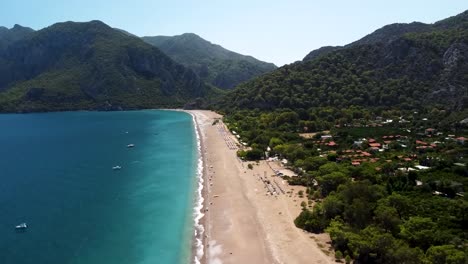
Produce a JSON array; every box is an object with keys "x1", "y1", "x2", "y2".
[
  {"x1": 112, "y1": 166, "x2": 122, "y2": 170},
  {"x1": 15, "y1": 223, "x2": 27, "y2": 230},
  {"x1": 127, "y1": 144, "x2": 135, "y2": 148}
]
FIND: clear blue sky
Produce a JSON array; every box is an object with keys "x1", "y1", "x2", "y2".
[{"x1": 1, "y1": 1, "x2": 467, "y2": 66}]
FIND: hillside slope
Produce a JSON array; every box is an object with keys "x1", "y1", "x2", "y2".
[
  {"x1": 223, "y1": 10, "x2": 468, "y2": 112},
  {"x1": 142, "y1": 33, "x2": 277, "y2": 89}
]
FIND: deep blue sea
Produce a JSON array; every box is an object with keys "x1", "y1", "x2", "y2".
[{"x1": 0, "y1": 110, "x2": 198, "y2": 264}]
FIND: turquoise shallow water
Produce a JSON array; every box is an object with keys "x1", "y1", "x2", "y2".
[{"x1": 0, "y1": 110, "x2": 198, "y2": 264}]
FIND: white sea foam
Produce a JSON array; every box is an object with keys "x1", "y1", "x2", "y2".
[{"x1": 191, "y1": 113, "x2": 205, "y2": 264}]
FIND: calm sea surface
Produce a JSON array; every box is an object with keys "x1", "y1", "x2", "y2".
[{"x1": 0, "y1": 110, "x2": 197, "y2": 264}]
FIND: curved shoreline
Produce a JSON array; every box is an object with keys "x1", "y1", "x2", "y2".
[{"x1": 189, "y1": 112, "x2": 206, "y2": 264}]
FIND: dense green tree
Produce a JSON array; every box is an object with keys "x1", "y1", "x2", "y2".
[
  {"x1": 399, "y1": 217, "x2": 437, "y2": 250},
  {"x1": 385, "y1": 193, "x2": 413, "y2": 220},
  {"x1": 269, "y1": 137, "x2": 283, "y2": 148},
  {"x1": 322, "y1": 194, "x2": 345, "y2": 219},
  {"x1": 426, "y1": 245, "x2": 467, "y2": 264},
  {"x1": 244, "y1": 148, "x2": 264, "y2": 160},
  {"x1": 344, "y1": 198, "x2": 374, "y2": 229},
  {"x1": 294, "y1": 206, "x2": 328, "y2": 233},
  {"x1": 374, "y1": 203, "x2": 401, "y2": 234},
  {"x1": 301, "y1": 156, "x2": 328, "y2": 172},
  {"x1": 318, "y1": 172, "x2": 349, "y2": 197}
]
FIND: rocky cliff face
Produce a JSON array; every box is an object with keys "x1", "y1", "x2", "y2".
[{"x1": 434, "y1": 42, "x2": 468, "y2": 110}]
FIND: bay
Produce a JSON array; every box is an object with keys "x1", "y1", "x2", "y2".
[{"x1": 0, "y1": 110, "x2": 197, "y2": 264}]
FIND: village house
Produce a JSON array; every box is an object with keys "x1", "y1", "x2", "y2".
[
  {"x1": 425, "y1": 128, "x2": 436, "y2": 136},
  {"x1": 457, "y1": 137, "x2": 466, "y2": 145}
]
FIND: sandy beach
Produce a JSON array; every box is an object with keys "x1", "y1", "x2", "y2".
[{"x1": 188, "y1": 110, "x2": 336, "y2": 264}]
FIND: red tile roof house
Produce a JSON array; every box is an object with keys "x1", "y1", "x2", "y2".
[
  {"x1": 416, "y1": 146, "x2": 433, "y2": 152},
  {"x1": 425, "y1": 128, "x2": 436, "y2": 135},
  {"x1": 369, "y1": 143, "x2": 381, "y2": 148},
  {"x1": 415, "y1": 140, "x2": 428, "y2": 145},
  {"x1": 457, "y1": 137, "x2": 467, "y2": 145},
  {"x1": 370, "y1": 147, "x2": 380, "y2": 152}
]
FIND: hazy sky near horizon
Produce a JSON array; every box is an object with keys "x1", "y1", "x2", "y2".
[{"x1": 1, "y1": 1, "x2": 467, "y2": 66}]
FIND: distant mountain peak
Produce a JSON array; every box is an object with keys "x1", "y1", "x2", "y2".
[
  {"x1": 142, "y1": 33, "x2": 276, "y2": 89},
  {"x1": 0, "y1": 24, "x2": 34, "y2": 32},
  {"x1": 0, "y1": 23, "x2": 35, "y2": 49},
  {"x1": 179, "y1": 32, "x2": 201, "y2": 38},
  {"x1": 67, "y1": 20, "x2": 108, "y2": 28},
  {"x1": 155, "y1": 33, "x2": 216, "y2": 47}
]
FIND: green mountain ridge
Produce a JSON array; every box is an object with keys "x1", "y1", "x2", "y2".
[
  {"x1": 142, "y1": 33, "x2": 277, "y2": 89},
  {"x1": 303, "y1": 22, "x2": 431, "y2": 61},
  {"x1": 303, "y1": 11, "x2": 468, "y2": 61},
  {"x1": 0, "y1": 21, "x2": 218, "y2": 112},
  {"x1": 222, "y1": 10, "x2": 468, "y2": 113}
]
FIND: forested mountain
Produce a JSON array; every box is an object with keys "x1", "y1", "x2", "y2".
[
  {"x1": 222, "y1": 10, "x2": 468, "y2": 112},
  {"x1": 142, "y1": 33, "x2": 277, "y2": 89},
  {"x1": 0, "y1": 21, "x2": 218, "y2": 112},
  {"x1": 0, "y1": 24, "x2": 35, "y2": 50}
]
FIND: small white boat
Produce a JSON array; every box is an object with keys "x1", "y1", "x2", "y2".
[
  {"x1": 15, "y1": 223, "x2": 27, "y2": 230},
  {"x1": 127, "y1": 144, "x2": 135, "y2": 148},
  {"x1": 112, "y1": 166, "x2": 122, "y2": 170}
]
